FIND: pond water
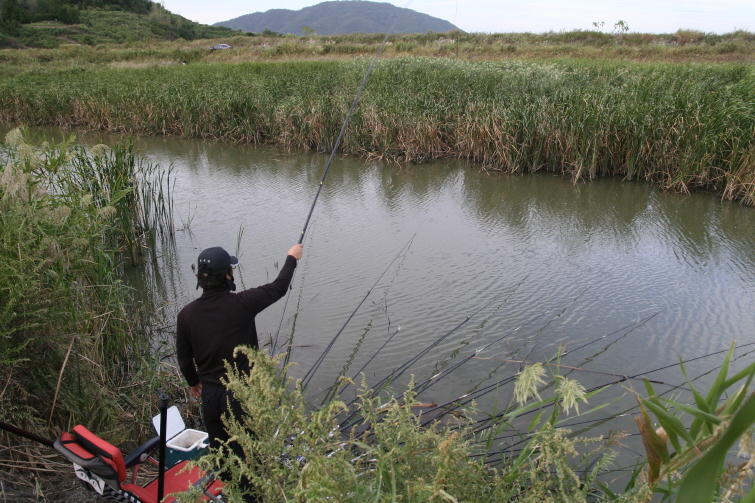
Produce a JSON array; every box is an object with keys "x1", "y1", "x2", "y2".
[
  {"x1": 9, "y1": 127, "x2": 755, "y2": 459},
  {"x1": 119, "y1": 133, "x2": 755, "y2": 420}
]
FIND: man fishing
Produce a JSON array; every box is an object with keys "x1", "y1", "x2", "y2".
[{"x1": 176, "y1": 243, "x2": 303, "y2": 494}]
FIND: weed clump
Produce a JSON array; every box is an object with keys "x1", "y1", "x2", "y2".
[
  {"x1": 179, "y1": 346, "x2": 755, "y2": 502},
  {"x1": 182, "y1": 349, "x2": 611, "y2": 502}
]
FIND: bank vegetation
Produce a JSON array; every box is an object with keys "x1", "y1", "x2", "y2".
[
  {"x1": 0, "y1": 128, "x2": 178, "y2": 493},
  {"x1": 2, "y1": 131, "x2": 755, "y2": 500},
  {"x1": 1, "y1": 54, "x2": 753, "y2": 204},
  {"x1": 180, "y1": 346, "x2": 755, "y2": 503}
]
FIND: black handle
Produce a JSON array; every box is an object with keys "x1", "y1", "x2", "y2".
[
  {"x1": 0, "y1": 421, "x2": 54, "y2": 448},
  {"x1": 157, "y1": 390, "x2": 169, "y2": 502}
]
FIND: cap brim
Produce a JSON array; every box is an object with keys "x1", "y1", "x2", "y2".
[{"x1": 229, "y1": 255, "x2": 239, "y2": 268}]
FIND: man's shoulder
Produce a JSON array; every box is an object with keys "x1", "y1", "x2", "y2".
[{"x1": 177, "y1": 296, "x2": 203, "y2": 319}]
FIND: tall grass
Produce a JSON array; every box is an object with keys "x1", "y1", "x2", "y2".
[
  {"x1": 0, "y1": 128, "x2": 175, "y2": 474},
  {"x1": 1, "y1": 57, "x2": 753, "y2": 203},
  {"x1": 178, "y1": 346, "x2": 755, "y2": 502}
]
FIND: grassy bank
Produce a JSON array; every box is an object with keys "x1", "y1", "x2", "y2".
[
  {"x1": 0, "y1": 128, "x2": 176, "y2": 489},
  {"x1": 1, "y1": 57, "x2": 754, "y2": 203}
]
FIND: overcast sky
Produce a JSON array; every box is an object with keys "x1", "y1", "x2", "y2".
[{"x1": 163, "y1": 0, "x2": 753, "y2": 34}]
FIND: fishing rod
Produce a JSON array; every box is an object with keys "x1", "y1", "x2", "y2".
[
  {"x1": 348, "y1": 311, "x2": 658, "y2": 434},
  {"x1": 418, "y1": 347, "x2": 685, "y2": 430},
  {"x1": 312, "y1": 324, "x2": 407, "y2": 406},
  {"x1": 479, "y1": 412, "x2": 641, "y2": 449},
  {"x1": 0, "y1": 421, "x2": 54, "y2": 447},
  {"x1": 271, "y1": 26, "x2": 395, "y2": 357},
  {"x1": 333, "y1": 326, "x2": 403, "y2": 400},
  {"x1": 419, "y1": 376, "x2": 519, "y2": 428},
  {"x1": 301, "y1": 235, "x2": 415, "y2": 390},
  {"x1": 480, "y1": 432, "x2": 644, "y2": 466},
  {"x1": 409, "y1": 292, "x2": 588, "y2": 398},
  {"x1": 467, "y1": 340, "x2": 755, "y2": 440},
  {"x1": 580, "y1": 339, "x2": 755, "y2": 396},
  {"x1": 482, "y1": 352, "x2": 755, "y2": 464},
  {"x1": 434, "y1": 313, "x2": 658, "y2": 419},
  {"x1": 346, "y1": 291, "x2": 508, "y2": 401},
  {"x1": 361, "y1": 276, "x2": 529, "y2": 398},
  {"x1": 360, "y1": 293, "x2": 586, "y2": 427},
  {"x1": 416, "y1": 344, "x2": 541, "y2": 426},
  {"x1": 559, "y1": 311, "x2": 658, "y2": 358},
  {"x1": 337, "y1": 281, "x2": 525, "y2": 432}
]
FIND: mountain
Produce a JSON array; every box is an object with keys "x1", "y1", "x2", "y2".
[{"x1": 215, "y1": 1, "x2": 459, "y2": 36}]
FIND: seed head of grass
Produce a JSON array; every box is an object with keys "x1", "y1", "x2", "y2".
[
  {"x1": 90, "y1": 144, "x2": 109, "y2": 157},
  {"x1": 738, "y1": 427, "x2": 755, "y2": 460},
  {"x1": 515, "y1": 362, "x2": 547, "y2": 404},
  {"x1": 5, "y1": 128, "x2": 24, "y2": 148},
  {"x1": 1, "y1": 165, "x2": 30, "y2": 204},
  {"x1": 557, "y1": 377, "x2": 587, "y2": 415},
  {"x1": 54, "y1": 205, "x2": 72, "y2": 223},
  {"x1": 97, "y1": 205, "x2": 117, "y2": 220},
  {"x1": 17, "y1": 143, "x2": 36, "y2": 166}
]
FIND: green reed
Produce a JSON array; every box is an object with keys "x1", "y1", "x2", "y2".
[
  {"x1": 0, "y1": 128, "x2": 175, "y2": 444},
  {"x1": 0, "y1": 57, "x2": 753, "y2": 203}
]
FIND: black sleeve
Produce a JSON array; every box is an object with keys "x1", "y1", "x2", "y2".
[
  {"x1": 176, "y1": 310, "x2": 200, "y2": 387},
  {"x1": 237, "y1": 255, "x2": 298, "y2": 314}
]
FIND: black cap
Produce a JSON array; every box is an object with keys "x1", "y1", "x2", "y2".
[{"x1": 196, "y1": 247, "x2": 239, "y2": 274}]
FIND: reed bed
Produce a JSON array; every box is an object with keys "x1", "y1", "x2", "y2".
[
  {"x1": 0, "y1": 128, "x2": 177, "y2": 491},
  {"x1": 1, "y1": 57, "x2": 753, "y2": 203}
]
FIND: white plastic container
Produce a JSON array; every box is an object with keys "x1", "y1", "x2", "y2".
[{"x1": 152, "y1": 406, "x2": 209, "y2": 466}]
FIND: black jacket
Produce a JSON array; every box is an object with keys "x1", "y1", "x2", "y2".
[{"x1": 176, "y1": 255, "x2": 297, "y2": 386}]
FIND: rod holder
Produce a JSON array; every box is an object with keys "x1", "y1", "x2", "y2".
[{"x1": 157, "y1": 390, "x2": 169, "y2": 502}]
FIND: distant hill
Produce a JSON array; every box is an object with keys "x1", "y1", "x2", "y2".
[
  {"x1": 215, "y1": 1, "x2": 459, "y2": 36},
  {"x1": 0, "y1": 0, "x2": 237, "y2": 49}
]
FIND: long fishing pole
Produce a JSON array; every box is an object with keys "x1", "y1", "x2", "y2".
[
  {"x1": 409, "y1": 292, "x2": 588, "y2": 397},
  {"x1": 351, "y1": 291, "x2": 509, "y2": 399},
  {"x1": 427, "y1": 313, "x2": 656, "y2": 421},
  {"x1": 467, "y1": 340, "x2": 755, "y2": 440},
  {"x1": 418, "y1": 345, "x2": 684, "y2": 430},
  {"x1": 0, "y1": 421, "x2": 54, "y2": 447},
  {"x1": 337, "y1": 283, "x2": 522, "y2": 431},
  {"x1": 301, "y1": 235, "x2": 415, "y2": 390},
  {"x1": 418, "y1": 345, "x2": 544, "y2": 428},
  {"x1": 333, "y1": 326, "x2": 402, "y2": 399},
  {"x1": 271, "y1": 31, "x2": 394, "y2": 357},
  {"x1": 559, "y1": 311, "x2": 658, "y2": 357}
]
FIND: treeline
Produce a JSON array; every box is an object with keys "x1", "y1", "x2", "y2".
[
  {"x1": 0, "y1": 0, "x2": 238, "y2": 48},
  {"x1": 0, "y1": 0, "x2": 152, "y2": 27}
]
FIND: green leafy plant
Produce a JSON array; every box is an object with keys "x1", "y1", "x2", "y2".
[
  {"x1": 181, "y1": 348, "x2": 624, "y2": 502},
  {"x1": 618, "y1": 343, "x2": 755, "y2": 502}
]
